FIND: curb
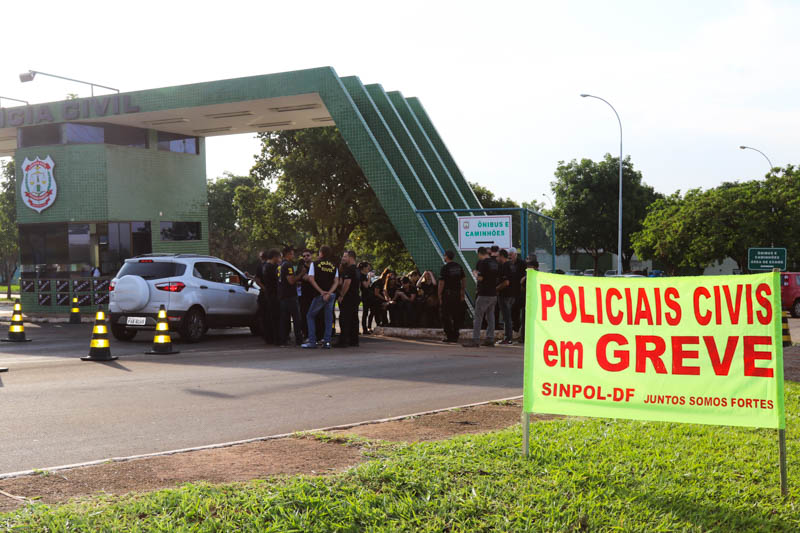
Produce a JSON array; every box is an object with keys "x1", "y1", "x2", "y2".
[
  {"x1": 0, "y1": 395, "x2": 523, "y2": 480},
  {"x1": 373, "y1": 326, "x2": 520, "y2": 343},
  {"x1": 0, "y1": 316, "x2": 72, "y2": 324}
]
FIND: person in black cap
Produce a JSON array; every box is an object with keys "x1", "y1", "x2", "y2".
[{"x1": 438, "y1": 250, "x2": 465, "y2": 343}]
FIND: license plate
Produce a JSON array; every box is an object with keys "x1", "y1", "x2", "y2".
[{"x1": 126, "y1": 316, "x2": 146, "y2": 326}]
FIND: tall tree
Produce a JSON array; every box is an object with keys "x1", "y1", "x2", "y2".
[
  {"x1": 0, "y1": 160, "x2": 18, "y2": 298},
  {"x1": 633, "y1": 168, "x2": 800, "y2": 273},
  {"x1": 551, "y1": 155, "x2": 660, "y2": 273},
  {"x1": 762, "y1": 165, "x2": 800, "y2": 270},
  {"x1": 631, "y1": 191, "x2": 708, "y2": 275},
  {"x1": 246, "y1": 127, "x2": 407, "y2": 261},
  {"x1": 702, "y1": 181, "x2": 768, "y2": 271},
  {"x1": 469, "y1": 182, "x2": 519, "y2": 209},
  {"x1": 207, "y1": 172, "x2": 255, "y2": 267},
  {"x1": 234, "y1": 180, "x2": 305, "y2": 252}
]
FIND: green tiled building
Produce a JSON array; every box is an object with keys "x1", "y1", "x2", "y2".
[{"x1": 0, "y1": 67, "x2": 482, "y2": 312}]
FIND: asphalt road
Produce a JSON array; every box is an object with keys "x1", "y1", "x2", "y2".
[{"x1": 0, "y1": 322, "x2": 522, "y2": 475}]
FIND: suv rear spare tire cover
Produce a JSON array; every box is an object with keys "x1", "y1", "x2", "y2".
[{"x1": 115, "y1": 275, "x2": 151, "y2": 312}]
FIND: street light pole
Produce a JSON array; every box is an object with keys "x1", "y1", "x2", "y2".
[
  {"x1": 581, "y1": 94, "x2": 623, "y2": 274},
  {"x1": 0, "y1": 96, "x2": 29, "y2": 106},
  {"x1": 739, "y1": 145, "x2": 774, "y2": 172},
  {"x1": 739, "y1": 145, "x2": 776, "y2": 248},
  {"x1": 19, "y1": 70, "x2": 119, "y2": 96}
]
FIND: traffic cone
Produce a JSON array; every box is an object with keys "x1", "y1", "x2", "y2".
[
  {"x1": 2, "y1": 299, "x2": 31, "y2": 343},
  {"x1": 81, "y1": 305, "x2": 117, "y2": 361},
  {"x1": 145, "y1": 305, "x2": 179, "y2": 354},
  {"x1": 783, "y1": 311, "x2": 793, "y2": 348},
  {"x1": 69, "y1": 297, "x2": 81, "y2": 324}
]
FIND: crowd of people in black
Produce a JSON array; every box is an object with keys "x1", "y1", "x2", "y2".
[
  {"x1": 248, "y1": 246, "x2": 361, "y2": 349},
  {"x1": 247, "y1": 244, "x2": 537, "y2": 349},
  {"x1": 461, "y1": 245, "x2": 538, "y2": 347}
]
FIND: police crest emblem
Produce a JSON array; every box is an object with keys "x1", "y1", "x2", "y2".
[{"x1": 22, "y1": 156, "x2": 57, "y2": 213}]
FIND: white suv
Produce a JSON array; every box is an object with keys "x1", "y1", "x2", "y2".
[{"x1": 109, "y1": 254, "x2": 260, "y2": 343}]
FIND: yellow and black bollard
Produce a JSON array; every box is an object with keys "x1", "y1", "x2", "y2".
[
  {"x1": 146, "y1": 305, "x2": 179, "y2": 354},
  {"x1": 2, "y1": 299, "x2": 31, "y2": 343},
  {"x1": 783, "y1": 311, "x2": 793, "y2": 348},
  {"x1": 69, "y1": 297, "x2": 81, "y2": 324},
  {"x1": 81, "y1": 305, "x2": 117, "y2": 361}
]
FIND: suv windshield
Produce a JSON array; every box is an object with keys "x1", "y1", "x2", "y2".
[{"x1": 117, "y1": 261, "x2": 186, "y2": 280}]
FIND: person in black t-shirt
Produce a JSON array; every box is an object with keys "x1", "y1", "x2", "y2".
[
  {"x1": 335, "y1": 250, "x2": 360, "y2": 347},
  {"x1": 297, "y1": 249, "x2": 315, "y2": 341},
  {"x1": 438, "y1": 250, "x2": 465, "y2": 343},
  {"x1": 393, "y1": 276, "x2": 417, "y2": 326},
  {"x1": 372, "y1": 270, "x2": 390, "y2": 326},
  {"x1": 508, "y1": 247, "x2": 526, "y2": 333},
  {"x1": 358, "y1": 262, "x2": 376, "y2": 334},
  {"x1": 383, "y1": 272, "x2": 400, "y2": 325},
  {"x1": 496, "y1": 249, "x2": 516, "y2": 344},
  {"x1": 301, "y1": 245, "x2": 339, "y2": 349},
  {"x1": 464, "y1": 246, "x2": 499, "y2": 347},
  {"x1": 278, "y1": 246, "x2": 303, "y2": 346},
  {"x1": 417, "y1": 270, "x2": 438, "y2": 327},
  {"x1": 520, "y1": 254, "x2": 539, "y2": 342},
  {"x1": 247, "y1": 249, "x2": 281, "y2": 344},
  {"x1": 246, "y1": 251, "x2": 269, "y2": 337}
]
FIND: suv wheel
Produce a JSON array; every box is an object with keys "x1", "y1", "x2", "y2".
[
  {"x1": 793, "y1": 300, "x2": 800, "y2": 319},
  {"x1": 180, "y1": 307, "x2": 206, "y2": 343},
  {"x1": 111, "y1": 324, "x2": 137, "y2": 341}
]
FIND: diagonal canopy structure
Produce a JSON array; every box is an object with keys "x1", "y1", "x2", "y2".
[{"x1": 2, "y1": 67, "x2": 487, "y2": 310}]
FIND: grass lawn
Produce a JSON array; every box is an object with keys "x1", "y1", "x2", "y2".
[
  {"x1": 0, "y1": 284, "x2": 19, "y2": 298},
  {"x1": 3, "y1": 386, "x2": 800, "y2": 531}
]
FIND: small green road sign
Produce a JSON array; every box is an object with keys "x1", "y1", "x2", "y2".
[{"x1": 748, "y1": 247, "x2": 787, "y2": 271}]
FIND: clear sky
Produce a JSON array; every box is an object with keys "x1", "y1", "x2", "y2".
[{"x1": 2, "y1": 0, "x2": 797, "y2": 206}]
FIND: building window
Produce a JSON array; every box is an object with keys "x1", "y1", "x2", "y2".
[
  {"x1": 101, "y1": 221, "x2": 152, "y2": 275},
  {"x1": 20, "y1": 223, "x2": 69, "y2": 265},
  {"x1": 131, "y1": 221, "x2": 152, "y2": 256},
  {"x1": 64, "y1": 123, "x2": 105, "y2": 144},
  {"x1": 20, "y1": 123, "x2": 149, "y2": 149},
  {"x1": 160, "y1": 221, "x2": 201, "y2": 241},
  {"x1": 104, "y1": 124, "x2": 148, "y2": 148},
  {"x1": 68, "y1": 223, "x2": 91, "y2": 265},
  {"x1": 20, "y1": 221, "x2": 153, "y2": 278},
  {"x1": 157, "y1": 132, "x2": 198, "y2": 154},
  {"x1": 19, "y1": 124, "x2": 62, "y2": 148}
]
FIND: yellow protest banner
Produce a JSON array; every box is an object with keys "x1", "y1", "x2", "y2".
[{"x1": 523, "y1": 271, "x2": 785, "y2": 429}]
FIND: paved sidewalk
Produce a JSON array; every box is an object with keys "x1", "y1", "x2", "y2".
[{"x1": 0, "y1": 299, "x2": 73, "y2": 323}]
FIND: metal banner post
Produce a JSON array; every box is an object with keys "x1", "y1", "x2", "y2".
[
  {"x1": 521, "y1": 411, "x2": 530, "y2": 457},
  {"x1": 774, "y1": 267, "x2": 788, "y2": 496},
  {"x1": 780, "y1": 428, "x2": 788, "y2": 496}
]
